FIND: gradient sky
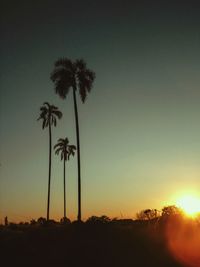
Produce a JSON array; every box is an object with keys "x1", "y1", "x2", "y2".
[{"x1": 1, "y1": 0, "x2": 200, "y2": 222}]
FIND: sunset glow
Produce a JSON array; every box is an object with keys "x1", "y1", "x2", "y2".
[
  {"x1": 176, "y1": 195, "x2": 200, "y2": 217},
  {"x1": 166, "y1": 216, "x2": 200, "y2": 267}
]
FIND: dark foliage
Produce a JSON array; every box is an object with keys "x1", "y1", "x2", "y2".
[
  {"x1": 54, "y1": 138, "x2": 76, "y2": 161},
  {"x1": 0, "y1": 220, "x2": 183, "y2": 267},
  {"x1": 50, "y1": 58, "x2": 95, "y2": 102},
  {"x1": 86, "y1": 215, "x2": 111, "y2": 224}
]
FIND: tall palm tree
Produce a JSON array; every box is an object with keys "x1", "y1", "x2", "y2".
[
  {"x1": 54, "y1": 138, "x2": 76, "y2": 219},
  {"x1": 37, "y1": 102, "x2": 62, "y2": 221},
  {"x1": 50, "y1": 58, "x2": 95, "y2": 221}
]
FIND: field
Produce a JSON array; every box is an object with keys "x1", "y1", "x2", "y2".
[{"x1": 0, "y1": 219, "x2": 183, "y2": 267}]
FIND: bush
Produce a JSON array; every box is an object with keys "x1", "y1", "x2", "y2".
[
  {"x1": 86, "y1": 215, "x2": 111, "y2": 224},
  {"x1": 60, "y1": 217, "x2": 71, "y2": 224}
]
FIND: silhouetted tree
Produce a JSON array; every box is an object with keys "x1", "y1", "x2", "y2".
[
  {"x1": 136, "y1": 209, "x2": 159, "y2": 220},
  {"x1": 60, "y1": 217, "x2": 71, "y2": 224},
  {"x1": 51, "y1": 58, "x2": 95, "y2": 221},
  {"x1": 37, "y1": 217, "x2": 47, "y2": 225},
  {"x1": 4, "y1": 216, "x2": 8, "y2": 226},
  {"x1": 30, "y1": 219, "x2": 37, "y2": 225},
  {"x1": 54, "y1": 138, "x2": 76, "y2": 219},
  {"x1": 37, "y1": 102, "x2": 62, "y2": 221},
  {"x1": 161, "y1": 205, "x2": 182, "y2": 218},
  {"x1": 86, "y1": 215, "x2": 111, "y2": 224}
]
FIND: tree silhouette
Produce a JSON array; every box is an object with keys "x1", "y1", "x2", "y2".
[
  {"x1": 161, "y1": 205, "x2": 182, "y2": 218},
  {"x1": 54, "y1": 138, "x2": 76, "y2": 219},
  {"x1": 50, "y1": 58, "x2": 95, "y2": 221},
  {"x1": 37, "y1": 102, "x2": 62, "y2": 221},
  {"x1": 136, "y1": 209, "x2": 159, "y2": 220}
]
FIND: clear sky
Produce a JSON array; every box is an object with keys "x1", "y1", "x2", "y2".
[{"x1": 1, "y1": 0, "x2": 200, "y2": 222}]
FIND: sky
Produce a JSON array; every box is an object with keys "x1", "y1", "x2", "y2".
[{"x1": 1, "y1": 0, "x2": 200, "y2": 222}]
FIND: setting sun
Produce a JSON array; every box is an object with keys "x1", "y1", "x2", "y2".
[{"x1": 176, "y1": 195, "x2": 200, "y2": 217}]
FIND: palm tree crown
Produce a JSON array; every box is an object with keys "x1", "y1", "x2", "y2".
[
  {"x1": 54, "y1": 138, "x2": 76, "y2": 161},
  {"x1": 50, "y1": 58, "x2": 95, "y2": 102},
  {"x1": 37, "y1": 102, "x2": 62, "y2": 127}
]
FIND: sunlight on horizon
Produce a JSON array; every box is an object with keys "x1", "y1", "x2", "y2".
[
  {"x1": 170, "y1": 189, "x2": 200, "y2": 217},
  {"x1": 176, "y1": 195, "x2": 200, "y2": 218}
]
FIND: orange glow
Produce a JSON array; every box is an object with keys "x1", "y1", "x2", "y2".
[
  {"x1": 176, "y1": 195, "x2": 200, "y2": 218},
  {"x1": 166, "y1": 216, "x2": 200, "y2": 267}
]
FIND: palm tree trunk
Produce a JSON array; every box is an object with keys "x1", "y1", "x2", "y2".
[
  {"x1": 64, "y1": 159, "x2": 66, "y2": 218},
  {"x1": 73, "y1": 88, "x2": 81, "y2": 221},
  {"x1": 47, "y1": 123, "x2": 52, "y2": 221}
]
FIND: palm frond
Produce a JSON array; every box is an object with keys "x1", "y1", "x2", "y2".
[
  {"x1": 51, "y1": 105, "x2": 58, "y2": 110},
  {"x1": 50, "y1": 68, "x2": 69, "y2": 82},
  {"x1": 75, "y1": 59, "x2": 86, "y2": 70},
  {"x1": 64, "y1": 137, "x2": 69, "y2": 144},
  {"x1": 53, "y1": 110, "x2": 62, "y2": 119},
  {"x1": 42, "y1": 118, "x2": 48, "y2": 129},
  {"x1": 58, "y1": 138, "x2": 65, "y2": 143},
  {"x1": 54, "y1": 58, "x2": 73, "y2": 70},
  {"x1": 40, "y1": 106, "x2": 47, "y2": 112},
  {"x1": 54, "y1": 143, "x2": 62, "y2": 149},
  {"x1": 54, "y1": 79, "x2": 71, "y2": 99},
  {"x1": 68, "y1": 144, "x2": 76, "y2": 158},
  {"x1": 77, "y1": 67, "x2": 95, "y2": 103},
  {"x1": 54, "y1": 147, "x2": 63, "y2": 155},
  {"x1": 43, "y1": 102, "x2": 51, "y2": 108},
  {"x1": 41, "y1": 119, "x2": 45, "y2": 129},
  {"x1": 69, "y1": 145, "x2": 76, "y2": 150},
  {"x1": 45, "y1": 118, "x2": 49, "y2": 127}
]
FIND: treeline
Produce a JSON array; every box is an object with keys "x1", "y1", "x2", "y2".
[{"x1": 2, "y1": 205, "x2": 198, "y2": 228}]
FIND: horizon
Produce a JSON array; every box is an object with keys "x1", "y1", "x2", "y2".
[{"x1": 1, "y1": 0, "x2": 200, "y2": 223}]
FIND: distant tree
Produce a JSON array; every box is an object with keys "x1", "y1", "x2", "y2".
[
  {"x1": 30, "y1": 219, "x2": 37, "y2": 225},
  {"x1": 37, "y1": 217, "x2": 47, "y2": 225},
  {"x1": 37, "y1": 102, "x2": 62, "y2": 221},
  {"x1": 4, "y1": 216, "x2": 8, "y2": 226},
  {"x1": 161, "y1": 205, "x2": 182, "y2": 218},
  {"x1": 86, "y1": 215, "x2": 111, "y2": 224},
  {"x1": 51, "y1": 58, "x2": 95, "y2": 221},
  {"x1": 136, "y1": 209, "x2": 159, "y2": 220},
  {"x1": 60, "y1": 217, "x2": 71, "y2": 224},
  {"x1": 54, "y1": 138, "x2": 76, "y2": 219}
]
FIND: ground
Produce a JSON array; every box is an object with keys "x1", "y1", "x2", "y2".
[{"x1": 0, "y1": 220, "x2": 184, "y2": 267}]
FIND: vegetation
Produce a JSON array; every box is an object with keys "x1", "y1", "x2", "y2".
[
  {"x1": 1, "y1": 207, "x2": 199, "y2": 267},
  {"x1": 54, "y1": 138, "x2": 76, "y2": 219},
  {"x1": 51, "y1": 58, "x2": 95, "y2": 221},
  {"x1": 37, "y1": 102, "x2": 62, "y2": 221},
  {"x1": 136, "y1": 208, "x2": 160, "y2": 220}
]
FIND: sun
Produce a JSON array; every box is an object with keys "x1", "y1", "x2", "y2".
[{"x1": 176, "y1": 195, "x2": 200, "y2": 217}]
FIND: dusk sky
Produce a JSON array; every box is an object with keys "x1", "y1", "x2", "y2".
[{"x1": 1, "y1": 0, "x2": 200, "y2": 222}]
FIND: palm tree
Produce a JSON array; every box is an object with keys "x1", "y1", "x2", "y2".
[
  {"x1": 54, "y1": 138, "x2": 76, "y2": 219},
  {"x1": 50, "y1": 58, "x2": 95, "y2": 221},
  {"x1": 37, "y1": 102, "x2": 62, "y2": 221}
]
